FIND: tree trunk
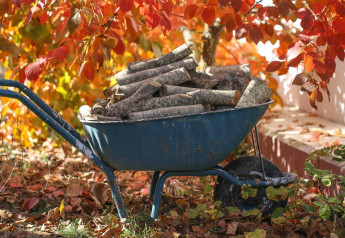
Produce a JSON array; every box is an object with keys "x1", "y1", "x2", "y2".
[{"x1": 202, "y1": 19, "x2": 225, "y2": 67}]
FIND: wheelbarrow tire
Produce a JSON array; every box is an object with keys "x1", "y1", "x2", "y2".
[{"x1": 214, "y1": 156, "x2": 288, "y2": 217}]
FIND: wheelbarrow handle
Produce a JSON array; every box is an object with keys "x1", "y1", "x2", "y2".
[
  {"x1": 0, "y1": 84, "x2": 129, "y2": 221},
  {"x1": 0, "y1": 79, "x2": 89, "y2": 148}
]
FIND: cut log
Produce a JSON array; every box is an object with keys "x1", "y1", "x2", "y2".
[
  {"x1": 235, "y1": 77, "x2": 272, "y2": 108},
  {"x1": 115, "y1": 44, "x2": 193, "y2": 77},
  {"x1": 119, "y1": 67, "x2": 191, "y2": 98},
  {"x1": 78, "y1": 105, "x2": 92, "y2": 120},
  {"x1": 162, "y1": 85, "x2": 241, "y2": 106},
  {"x1": 131, "y1": 91, "x2": 202, "y2": 112},
  {"x1": 206, "y1": 64, "x2": 252, "y2": 92},
  {"x1": 107, "y1": 81, "x2": 162, "y2": 118},
  {"x1": 92, "y1": 103, "x2": 105, "y2": 115},
  {"x1": 129, "y1": 104, "x2": 205, "y2": 120},
  {"x1": 116, "y1": 58, "x2": 197, "y2": 85}
]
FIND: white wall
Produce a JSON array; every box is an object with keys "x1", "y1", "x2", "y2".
[{"x1": 275, "y1": 61, "x2": 345, "y2": 125}]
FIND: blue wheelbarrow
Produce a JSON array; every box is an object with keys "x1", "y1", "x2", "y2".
[{"x1": 0, "y1": 79, "x2": 296, "y2": 221}]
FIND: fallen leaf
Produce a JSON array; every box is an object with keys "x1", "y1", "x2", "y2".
[
  {"x1": 303, "y1": 193, "x2": 317, "y2": 201},
  {"x1": 133, "y1": 171, "x2": 149, "y2": 182},
  {"x1": 245, "y1": 228, "x2": 266, "y2": 238},
  {"x1": 0, "y1": 209, "x2": 12, "y2": 219},
  {"x1": 140, "y1": 187, "x2": 150, "y2": 196},
  {"x1": 192, "y1": 225, "x2": 204, "y2": 233},
  {"x1": 53, "y1": 189, "x2": 65, "y2": 197},
  {"x1": 90, "y1": 181, "x2": 108, "y2": 206},
  {"x1": 59, "y1": 199, "x2": 65, "y2": 219},
  {"x1": 226, "y1": 222, "x2": 238, "y2": 235},
  {"x1": 66, "y1": 183, "x2": 83, "y2": 197},
  {"x1": 21, "y1": 197, "x2": 39, "y2": 211}
]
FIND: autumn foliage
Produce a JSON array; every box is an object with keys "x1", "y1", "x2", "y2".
[{"x1": 0, "y1": 0, "x2": 344, "y2": 145}]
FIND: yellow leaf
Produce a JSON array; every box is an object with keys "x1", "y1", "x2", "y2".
[{"x1": 59, "y1": 199, "x2": 65, "y2": 219}]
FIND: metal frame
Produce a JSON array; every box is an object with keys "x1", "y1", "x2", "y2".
[{"x1": 0, "y1": 79, "x2": 296, "y2": 220}]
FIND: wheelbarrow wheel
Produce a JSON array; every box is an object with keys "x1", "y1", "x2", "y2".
[{"x1": 214, "y1": 156, "x2": 288, "y2": 217}]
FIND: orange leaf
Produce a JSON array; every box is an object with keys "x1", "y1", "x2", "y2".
[
  {"x1": 336, "y1": 2, "x2": 345, "y2": 17},
  {"x1": 21, "y1": 197, "x2": 39, "y2": 211},
  {"x1": 336, "y1": 46, "x2": 345, "y2": 61},
  {"x1": 264, "y1": 22, "x2": 274, "y2": 37},
  {"x1": 231, "y1": 0, "x2": 242, "y2": 13},
  {"x1": 146, "y1": 11, "x2": 160, "y2": 29},
  {"x1": 81, "y1": 61, "x2": 95, "y2": 81},
  {"x1": 309, "y1": 89, "x2": 318, "y2": 109},
  {"x1": 333, "y1": 17, "x2": 345, "y2": 33},
  {"x1": 266, "y1": 61, "x2": 283, "y2": 72},
  {"x1": 184, "y1": 4, "x2": 198, "y2": 19},
  {"x1": 304, "y1": 54, "x2": 315, "y2": 72},
  {"x1": 119, "y1": 0, "x2": 133, "y2": 12},
  {"x1": 202, "y1": 6, "x2": 216, "y2": 26}
]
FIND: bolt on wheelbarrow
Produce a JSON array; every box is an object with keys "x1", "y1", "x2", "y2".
[{"x1": 0, "y1": 79, "x2": 297, "y2": 221}]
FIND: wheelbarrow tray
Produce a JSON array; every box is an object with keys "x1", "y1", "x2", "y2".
[{"x1": 81, "y1": 100, "x2": 272, "y2": 171}]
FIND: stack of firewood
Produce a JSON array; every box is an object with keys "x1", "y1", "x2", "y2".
[{"x1": 78, "y1": 44, "x2": 272, "y2": 121}]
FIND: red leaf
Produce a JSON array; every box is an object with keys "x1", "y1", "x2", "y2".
[
  {"x1": 235, "y1": 26, "x2": 247, "y2": 39},
  {"x1": 218, "y1": 0, "x2": 230, "y2": 8},
  {"x1": 146, "y1": 11, "x2": 160, "y2": 29},
  {"x1": 313, "y1": 60, "x2": 326, "y2": 74},
  {"x1": 202, "y1": 6, "x2": 216, "y2": 26},
  {"x1": 258, "y1": 7, "x2": 266, "y2": 20},
  {"x1": 113, "y1": 37, "x2": 125, "y2": 55},
  {"x1": 301, "y1": 14, "x2": 314, "y2": 30},
  {"x1": 39, "y1": 11, "x2": 49, "y2": 25},
  {"x1": 267, "y1": 7, "x2": 279, "y2": 19},
  {"x1": 316, "y1": 89, "x2": 323, "y2": 102},
  {"x1": 19, "y1": 65, "x2": 27, "y2": 83},
  {"x1": 225, "y1": 17, "x2": 236, "y2": 32},
  {"x1": 287, "y1": 42, "x2": 303, "y2": 63},
  {"x1": 333, "y1": 17, "x2": 345, "y2": 33},
  {"x1": 336, "y1": 46, "x2": 345, "y2": 61},
  {"x1": 287, "y1": 53, "x2": 303, "y2": 67},
  {"x1": 304, "y1": 54, "x2": 315, "y2": 72},
  {"x1": 21, "y1": 197, "x2": 39, "y2": 211},
  {"x1": 266, "y1": 61, "x2": 283, "y2": 72},
  {"x1": 119, "y1": 0, "x2": 134, "y2": 12},
  {"x1": 316, "y1": 35, "x2": 326, "y2": 46},
  {"x1": 292, "y1": 73, "x2": 310, "y2": 85},
  {"x1": 160, "y1": 11, "x2": 171, "y2": 35},
  {"x1": 277, "y1": 2, "x2": 289, "y2": 18},
  {"x1": 231, "y1": 0, "x2": 242, "y2": 13},
  {"x1": 184, "y1": 4, "x2": 198, "y2": 19},
  {"x1": 25, "y1": 62, "x2": 42, "y2": 81},
  {"x1": 249, "y1": 26, "x2": 262, "y2": 44},
  {"x1": 336, "y1": 2, "x2": 345, "y2": 17},
  {"x1": 294, "y1": 7, "x2": 312, "y2": 19},
  {"x1": 49, "y1": 45, "x2": 69, "y2": 62},
  {"x1": 81, "y1": 61, "x2": 95, "y2": 81}
]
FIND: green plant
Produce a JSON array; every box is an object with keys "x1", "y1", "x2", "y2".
[
  {"x1": 57, "y1": 219, "x2": 91, "y2": 238},
  {"x1": 120, "y1": 212, "x2": 158, "y2": 238}
]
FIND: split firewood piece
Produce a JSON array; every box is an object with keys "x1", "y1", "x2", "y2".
[
  {"x1": 131, "y1": 91, "x2": 202, "y2": 113},
  {"x1": 116, "y1": 58, "x2": 197, "y2": 85},
  {"x1": 129, "y1": 104, "x2": 205, "y2": 120},
  {"x1": 236, "y1": 77, "x2": 272, "y2": 108},
  {"x1": 107, "y1": 81, "x2": 162, "y2": 118},
  {"x1": 162, "y1": 85, "x2": 241, "y2": 106},
  {"x1": 116, "y1": 44, "x2": 193, "y2": 77},
  {"x1": 119, "y1": 67, "x2": 191, "y2": 98},
  {"x1": 78, "y1": 105, "x2": 92, "y2": 120},
  {"x1": 206, "y1": 64, "x2": 252, "y2": 92}
]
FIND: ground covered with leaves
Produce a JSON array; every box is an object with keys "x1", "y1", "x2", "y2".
[{"x1": 0, "y1": 139, "x2": 344, "y2": 238}]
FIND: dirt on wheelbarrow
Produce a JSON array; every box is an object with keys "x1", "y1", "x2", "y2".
[{"x1": 0, "y1": 140, "x2": 342, "y2": 238}]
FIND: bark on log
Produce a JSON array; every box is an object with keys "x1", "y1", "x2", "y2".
[
  {"x1": 206, "y1": 64, "x2": 252, "y2": 92},
  {"x1": 96, "y1": 115, "x2": 121, "y2": 121},
  {"x1": 129, "y1": 104, "x2": 205, "y2": 120},
  {"x1": 131, "y1": 91, "x2": 202, "y2": 112},
  {"x1": 235, "y1": 77, "x2": 272, "y2": 108},
  {"x1": 162, "y1": 85, "x2": 241, "y2": 106},
  {"x1": 117, "y1": 44, "x2": 193, "y2": 76},
  {"x1": 92, "y1": 103, "x2": 105, "y2": 115},
  {"x1": 119, "y1": 67, "x2": 191, "y2": 98},
  {"x1": 116, "y1": 58, "x2": 197, "y2": 85},
  {"x1": 107, "y1": 82, "x2": 162, "y2": 118}
]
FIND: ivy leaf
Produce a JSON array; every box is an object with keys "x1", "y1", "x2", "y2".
[
  {"x1": 271, "y1": 207, "x2": 284, "y2": 218},
  {"x1": 304, "y1": 204, "x2": 317, "y2": 213},
  {"x1": 241, "y1": 186, "x2": 257, "y2": 200},
  {"x1": 319, "y1": 205, "x2": 331, "y2": 220},
  {"x1": 266, "y1": 186, "x2": 288, "y2": 202},
  {"x1": 245, "y1": 228, "x2": 266, "y2": 238},
  {"x1": 327, "y1": 197, "x2": 341, "y2": 204},
  {"x1": 321, "y1": 177, "x2": 332, "y2": 187}
]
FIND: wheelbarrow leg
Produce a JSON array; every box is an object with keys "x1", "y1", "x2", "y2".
[{"x1": 149, "y1": 171, "x2": 160, "y2": 197}]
